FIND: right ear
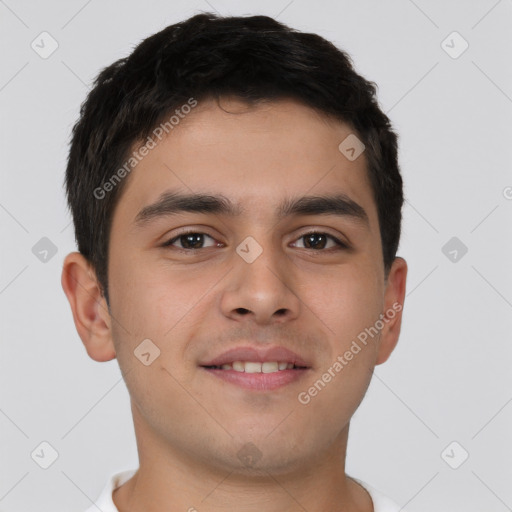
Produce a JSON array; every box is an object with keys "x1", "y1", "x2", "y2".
[{"x1": 61, "y1": 252, "x2": 116, "y2": 362}]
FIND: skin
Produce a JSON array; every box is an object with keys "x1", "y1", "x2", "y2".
[{"x1": 61, "y1": 97, "x2": 407, "y2": 512}]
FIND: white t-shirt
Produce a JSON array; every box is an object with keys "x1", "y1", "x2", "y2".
[{"x1": 84, "y1": 469, "x2": 406, "y2": 512}]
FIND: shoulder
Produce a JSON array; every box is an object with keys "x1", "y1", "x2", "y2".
[
  {"x1": 354, "y1": 479, "x2": 407, "y2": 512},
  {"x1": 83, "y1": 468, "x2": 137, "y2": 512}
]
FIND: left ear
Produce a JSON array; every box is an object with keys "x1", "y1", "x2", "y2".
[{"x1": 375, "y1": 257, "x2": 407, "y2": 365}]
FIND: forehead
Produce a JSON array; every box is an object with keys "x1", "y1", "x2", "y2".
[{"x1": 113, "y1": 97, "x2": 377, "y2": 229}]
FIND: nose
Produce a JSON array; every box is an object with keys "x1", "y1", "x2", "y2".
[{"x1": 220, "y1": 245, "x2": 301, "y2": 326}]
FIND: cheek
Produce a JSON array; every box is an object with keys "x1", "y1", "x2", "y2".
[
  {"x1": 109, "y1": 257, "x2": 199, "y2": 334},
  {"x1": 305, "y1": 264, "x2": 383, "y2": 345},
  {"x1": 296, "y1": 275, "x2": 381, "y2": 428},
  {"x1": 107, "y1": 264, "x2": 207, "y2": 426},
  {"x1": 109, "y1": 260, "x2": 225, "y2": 377},
  {"x1": 301, "y1": 266, "x2": 383, "y2": 420}
]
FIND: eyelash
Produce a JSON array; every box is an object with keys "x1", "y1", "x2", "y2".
[{"x1": 161, "y1": 230, "x2": 349, "y2": 252}]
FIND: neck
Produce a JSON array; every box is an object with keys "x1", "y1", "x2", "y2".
[{"x1": 113, "y1": 402, "x2": 372, "y2": 512}]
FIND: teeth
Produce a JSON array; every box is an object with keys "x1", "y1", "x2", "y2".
[
  {"x1": 232, "y1": 361, "x2": 245, "y2": 372},
  {"x1": 262, "y1": 362, "x2": 279, "y2": 373},
  {"x1": 220, "y1": 361, "x2": 295, "y2": 373},
  {"x1": 245, "y1": 362, "x2": 262, "y2": 373}
]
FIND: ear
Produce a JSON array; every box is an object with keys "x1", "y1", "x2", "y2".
[
  {"x1": 375, "y1": 257, "x2": 407, "y2": 365},
  {"x1": 61, "y1": 251, "x2": 116, "y2": 362}
]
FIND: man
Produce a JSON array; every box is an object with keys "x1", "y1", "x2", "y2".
[{"x1": 61, "y1": 12, "x2": 408, "y2": 512}]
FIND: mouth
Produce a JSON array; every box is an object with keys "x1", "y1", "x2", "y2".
[
  {"x1": 203, "y1": 361, "x2": 307, "y2": 372},
  {"x1": 199, "y1": 346, "x2": 311, "y2": 391}
]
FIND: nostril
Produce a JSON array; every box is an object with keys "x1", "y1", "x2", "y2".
[{"x1": 236, "y1": 308, "x2": 250, "y2": 315}]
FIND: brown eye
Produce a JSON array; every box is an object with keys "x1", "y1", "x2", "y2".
[
  {"x1": 291, "y1": 232, "x2": 347, "y2": 250},
  {"x1": 163, "y1": 232, "x2": 218, "y2": 250}
]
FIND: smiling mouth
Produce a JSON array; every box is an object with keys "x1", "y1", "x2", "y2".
[
  {"x1": 199, "y1": 345, "x2": 311, "y2": 390},
  {"x1": 201, "y1": 360, "x2": 310, "y2": 391},
  {"x1": 203, "y1": 361, "x2": 308, "y2": 373}
]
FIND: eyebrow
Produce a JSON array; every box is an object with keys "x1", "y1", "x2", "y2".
[{"x1": 134, "y1": 191, "x2": 369, "y2": 227}]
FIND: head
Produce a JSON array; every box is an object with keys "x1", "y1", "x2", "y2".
[{"x1": 62, "y1": 13, "x2": 407, "y2": 476}]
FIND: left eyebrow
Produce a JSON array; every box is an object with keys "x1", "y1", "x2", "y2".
[
  {"x1": 278, "y1": 194, "x2": 369, "y2": 226},
  {"x1": 134, "y1": 190, "x2": 369, "y2": 227}
]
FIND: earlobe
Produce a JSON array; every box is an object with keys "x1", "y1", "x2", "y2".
[
  {"x1": 61, "y1": 252, "x2": 116, "y2": 362},
  {"x1": 375, "y1": 257, "x2": 407, "y2": 365}
]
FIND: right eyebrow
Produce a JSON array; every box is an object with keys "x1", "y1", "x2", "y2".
[
  {"x1": 134, "y1": 191, "x2": 242, "y2": 227},
  {"x1": 133, "y1": 190, "x2": 369, "y2": 228}
]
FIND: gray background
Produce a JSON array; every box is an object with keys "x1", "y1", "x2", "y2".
[{"x1": 1, "y1": 1, "x2": 511, "y2": 511}]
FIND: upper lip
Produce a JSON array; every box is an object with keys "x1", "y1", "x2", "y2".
[{"x1": 200, "y1": 346, "x2": 311, "y2": 367}]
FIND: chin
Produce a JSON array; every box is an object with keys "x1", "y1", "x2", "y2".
[{"x1": 224, "y1": 432, "x2": 311, "y2": 475}]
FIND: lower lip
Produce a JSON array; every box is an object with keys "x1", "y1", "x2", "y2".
[{"x1": 201, "y1": 367, "x2": 309, "y2": 391}]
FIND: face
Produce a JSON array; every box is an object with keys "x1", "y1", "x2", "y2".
[{"x1": 63, "y1": 97, "x2": 407, "y2": 476}]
